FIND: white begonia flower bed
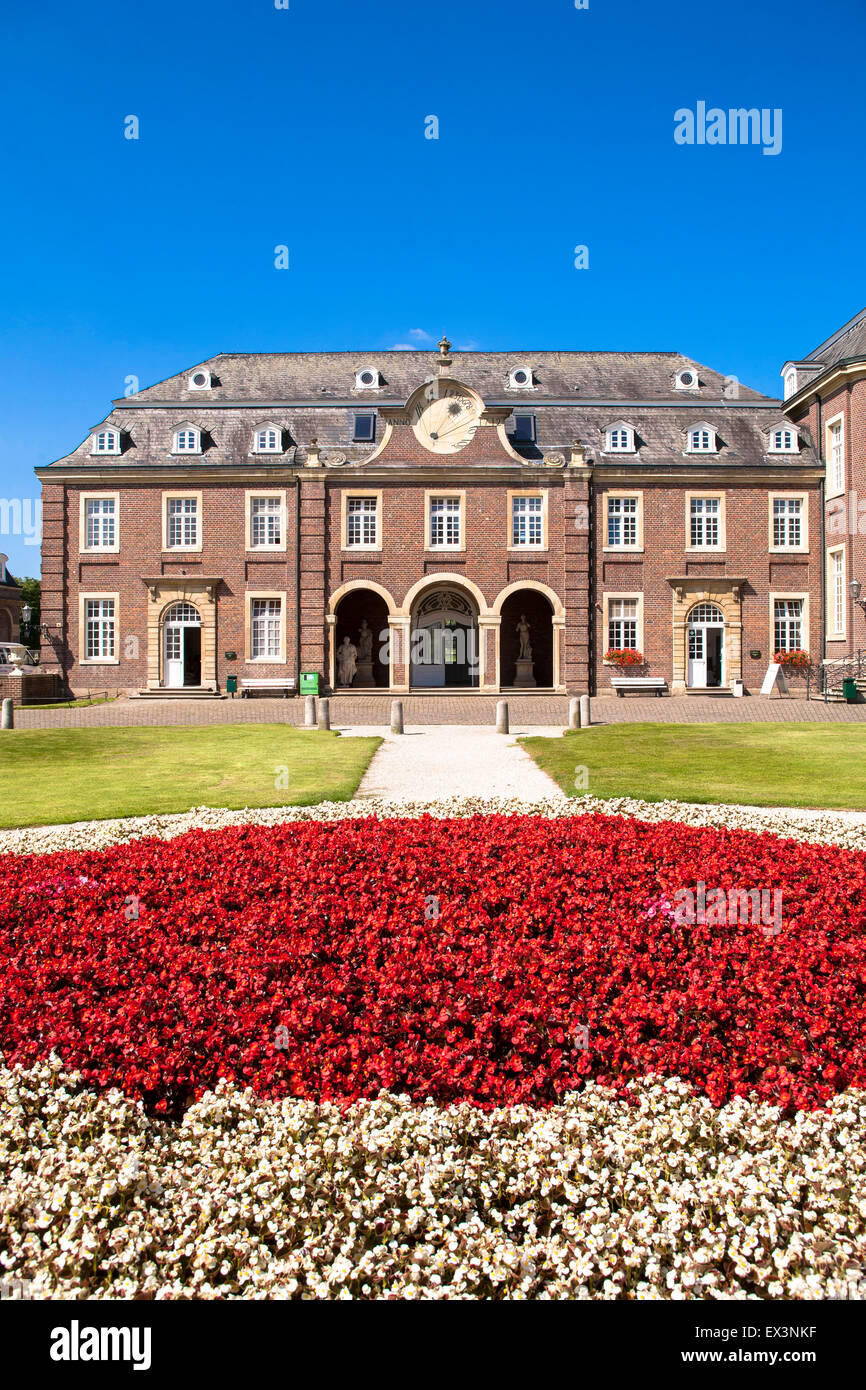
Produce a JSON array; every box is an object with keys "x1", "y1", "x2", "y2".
[
  {"x1": 2, "y1": 1057, "x2": 866, "y2": 1301},
  {"x1": 2, "y1": 793, "x2": 866, "y2": 858}
]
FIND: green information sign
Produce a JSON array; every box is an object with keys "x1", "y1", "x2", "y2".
[{"x1": 299, "y1": 672, "x2": 320, "y2": 696}]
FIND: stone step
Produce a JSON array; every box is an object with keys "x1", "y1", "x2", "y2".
[{"x1": 131, "y1": 688, "x2": 227, "y2": 700}]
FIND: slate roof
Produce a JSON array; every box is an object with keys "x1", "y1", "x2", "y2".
[
  {"x1": 803, "y1": 307, "x2": 866, "y2": 369},
  {"x1": 114, "y1": 350, "x2": 772, "y2": 405},
  {"x1": 42, "y1": 349, "x2": 824, "y2": 474}
]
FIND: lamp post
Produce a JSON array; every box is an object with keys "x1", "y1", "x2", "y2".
[{"x1": 850, "y1": 579, "x2": 866, "y2": 614}]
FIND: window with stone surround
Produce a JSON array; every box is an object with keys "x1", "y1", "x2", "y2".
[
  {"x1": 826, "y1": 416, "x2": 845, "y2": 497},
  {"x1": 687, "y1": 494, "x2": 725, "y2": 550},
  {"x1": 346, "y1": 496, "x2": 378, "y2": 548},
  {"x1": 773, "y1": 598, "x2": 805, "y2": 653},
  {"x1": 250, "y1": 598, "x2": 282, "y2": 660},
  {"x1": 427, "y1": 493, "x2": 464, "y2": 550},
  {"x1": 605, "y1": 493, "x2": 641, "y2": 549},
  {"x1": 163, "y1": 494, "x2": 201, "y2": 550},
  {"x1": 607, "y1": 597, "x2": 639, "y2": 650},
  {"x1": 249, "y1": 495, "x2": 283, "y2": 549},
  {"x1": 827, "y1": 547, "x2": 846, "y2": 640},
  {"x1": 511, "y1": 494, "x2": 544, "y2": 547},
  {"x1": 82, "y1": 597, "x2": 117, "y2": 661},
  {"x1": 80, "y1": 495, "x2": 119, "y2": 552},
  {"x1": 770, "y1": 496, "x2": 805, "y2": 551}
]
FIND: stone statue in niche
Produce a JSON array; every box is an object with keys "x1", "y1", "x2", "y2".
[
  {"x1": 513, "y1": 614, "x2": 536, "y2": 688},
  {"x1": 516, "y1": 614, "x2": 532, "y2": 660},
  {"x1": 337, "y1": 636, "x2": 358, "y2": 686},
  {"x1": 353, "y1": 619, "x2": 375, "y2": 687}
]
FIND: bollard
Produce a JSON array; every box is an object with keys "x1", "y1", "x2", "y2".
[
  {"x1": 1, "y1": 697, "x2": 12, "y2": 730},
  {"x1": 496, "y1": 699, "x2": 509, "y2": 734},
  {"x1": 304, "y1": 695, "x2": 317, "y2": 728},
  {"x1": 568, "y1": 697, "x2": 580, "y2": 730},
  {"x1": 390, "y1": 699, "x2": 404, "y2": 735},
  {"x1": 318, "y1": 697, "x2": 330, "y2": 731},
  {"x1": 579, "y1": 694, "x2": 590, "y2": 728}
]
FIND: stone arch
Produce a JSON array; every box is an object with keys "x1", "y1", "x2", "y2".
[
  {"x1": 327, "y1": 578, "x2": 398, "y2": 616},
  {"x1": 330, "y1": 586, "x2": 391, "y2": 689},
  {"x1": 491, "y1": 579, "x2": 565, "y2": 618},
  {"x1": 400, "y1": 572, "x2": 489, "y2": 617}
]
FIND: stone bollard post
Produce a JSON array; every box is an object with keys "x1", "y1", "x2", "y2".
[
  {"x1": 568, "y1": 697, "x2": 580, "y2": 730},
  {"x1": 496, "y1": 700, "x2": 509, "y2": 734},
  {"x1": 318, "y1": 697, "x2": 331, "y2": 731},
  {"x1": 304, "y1": 695, "x2": 317, "y2": 728},
  {"x1": 1, "y1": 697, "x2": 12, "y2": 730},
  {"x1": 390, "y1": 699, "x2": 404, "y2": 735},
  {"x1": 579, "y1": 694, "x2": 590, "y2": 728}
]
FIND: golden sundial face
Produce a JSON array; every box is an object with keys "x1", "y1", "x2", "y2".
[{"x1": 411, "y1": 386, "x2": 481, "y2": 454}]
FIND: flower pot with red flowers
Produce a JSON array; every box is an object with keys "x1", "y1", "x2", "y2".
[
  {"x1": 605, "y1": 648, "x2": 644, "y2": 667},
  {"x1": 775, "y1": 650, "x2": 811, "y2": 669}
]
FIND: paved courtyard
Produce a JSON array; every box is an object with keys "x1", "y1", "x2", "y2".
[
  {"x1": 14, "y1": 692, "x2": 866, "y2": 729},
  {"x1": 355, "y1": 725, "x2": 567, "y2": 801}
]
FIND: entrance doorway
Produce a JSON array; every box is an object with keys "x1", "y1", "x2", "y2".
[
  {"x1": 162, "y1": 602, "x2": 203, "y2": 688},
  {"x1": 410, "y1": 588, "x2": 479, "y2": 688},
  {"x1": 687, "y1": 603, "x2": 724, "y2": 688}
]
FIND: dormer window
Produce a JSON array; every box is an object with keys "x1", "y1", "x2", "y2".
[
  {"x1": 769, "y1": 426, "x2": 799, "y2": 454},
  {"x1": 686, "y1": 424, "x2": 717, "y2": 453},
  {"x1": 188, "y1": 369, "x2": 211, "y2": 390},
  {"x1": 355, "y1": 368, "x2": 381, "y2": 390},
  {"x1": 173, "y1": 427, "x2": 201, "y2": 454},
  {"x1": 508, "y1": 365, "x2": 533, "y2": 389},
  {"x1": 253, "y1": 426, "x2": 282, "y2": 454},
  {"x1": 783, "y1": 369, "x2": 797, "y2": 400},
  {"x1": 512, "y1": 413, "x2": 536, "y2": 443},
  {"x1": 675, "y1": 368, "x2": 699, "y2": 392},
  {"x1": 353, "y1": 413, "x2": 376, "y2": 442},
  {"x1": 92, "y1": 428, "x2": 120, "y2": 456},
  {"x1": 605, "y1": 423, "x2": 635, "y2": 453}
]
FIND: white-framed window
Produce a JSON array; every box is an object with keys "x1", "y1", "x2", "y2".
[
  {"x1": 607, "y1": 597, "x2": 639, "y2": 650},
  {"x1": 675, "y1": 368, "x2": 699, "y2": 391},
  {"x1": 772, "y1": 497, "x2": 802, "y2": 549},
  {"x1": 84, "y1": 497, "x2": 116, "y2": 549},
  {"x1": 769, "y1": 426, "x2": 798, "y2": 453},
  {"x1": 346, "y1": 496, "x2": 378, "y2": 548},
  {"x1": 83, "y1": 597, "x2": 116, "y2": 661},
  {"x1": 605, "y1": 425, "x2": 635, "y2": 453},
  {"x1": 173, "y1": 427, "x2": 201, "y2": 454},
  {"x1": 253, "y1": 426, "x2": 281, "y2": 454},
  {"x1": 511, "y1": 494, "x2": 544, "y2": 547},
  {"x1": 92, "y1": 428, "x2": 120, "y2": 455},
  {"x1": 606, "y1": 494, "x2": 641, "y2": 549},
  {"x1": 427, "y1": 493, "x2": 463, "y2": 550},
  {"x1": 783, "y1": 369, "x2": 797, "y2": 400},
  {"x1": 686, "y1": 425, "x2": 717, "y2": 453},
  {"x1": 355, "y1": 368, "x2": 380, "y2": 390},
  {"x1": 688, "y1": 495, "x2": 723, "y2": 549},
  {"x1": 773, "y1": 598, "x2": 804, "y2": 653},
  {"x1": 188, "y1": 369, "x2": 211, "y2": 390},
  {"x1": 165, "y1": 495, "x2": 199, "y2": 549},
  {"x1": 826, "y1": 416, "x2": 845, "y2": 496},
  {"x1": 250, "y1": 598, "x2": 282, "y2": 660},
  {"x1": 250, "y1": 495, "x2": 283, "y2": 548},
  {"x1": 828, "y1": 547, "x2": 846, "y2": 640}
]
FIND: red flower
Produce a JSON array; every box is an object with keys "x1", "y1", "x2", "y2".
[{"x1": 1, "y1": 812, "x2": 865, "y2": 1116}]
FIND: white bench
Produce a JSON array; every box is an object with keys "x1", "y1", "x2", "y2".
[
  {"x1": 240, "y1": 677, "x2": 296, "y2": 699},
  {"x1": 610, "y1": 676, "x2": 667, "y2": 698}
]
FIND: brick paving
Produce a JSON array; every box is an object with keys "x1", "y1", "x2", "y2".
[{"x1": 12, "y1": 692, "x2": 866, "y2": 730}]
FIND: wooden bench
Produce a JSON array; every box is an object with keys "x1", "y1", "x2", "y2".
[
  {"x1": 610, "y1": 676, "x2": 667, "y2": 698},
  {"x1": 239, "y1": 677, "x2": 296, "y2": 699}
]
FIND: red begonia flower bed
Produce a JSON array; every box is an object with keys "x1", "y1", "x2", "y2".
[{"x1": 2, "y1": 812, "x2": 866, "y2": 1116}]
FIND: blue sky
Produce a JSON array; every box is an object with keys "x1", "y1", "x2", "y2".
[{"x1": 1, "y1": 0, "x2": 864, "y2": 578}]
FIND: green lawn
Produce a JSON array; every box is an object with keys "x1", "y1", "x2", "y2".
[
  {"x1": 0, "y1": 726, "x2": 381, "y2": 828},
  {"x1": 522, "y1": 722, "x2": 866, "y2": 810}
]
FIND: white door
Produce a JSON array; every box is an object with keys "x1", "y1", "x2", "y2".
[
  {"x1": 411, "y1": 621, "x2": 445, "y2": 687},
  {"x1": 687, "y1": 625, "x2": 706, "y2": 687},
  {"x1": 164, "y1": 624, "x2": 184, "y2": 688}
]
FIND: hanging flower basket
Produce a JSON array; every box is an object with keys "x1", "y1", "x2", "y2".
[
  {"x1": 775, "y1": 649, "x2": 811, "y2": 668},
  {"x1": 605, "y1": 648, "x2": 644, "y2": 667}
]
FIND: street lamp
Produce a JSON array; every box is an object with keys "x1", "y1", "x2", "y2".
[
  {"x1": 21, "y1": 603, "x2": 32, "y2": 626},
  {"x1": 850, "y1": 580, "x2": 866, "y2": 612}
]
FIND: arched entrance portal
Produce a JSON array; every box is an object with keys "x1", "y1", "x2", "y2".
[
  {"x1": 686, "y1": 602, "x2": 725, "y2": 689},
  {"x1": 162, "y1": 602, "x2": 202, "y2": 688},
  {"x1": 334, "y1": 588, "x2": 390, "y2": 687},
  {"x1": 499, "y1": 589, "x2": 554, "y2": 688},
  {"x1": 410, "y1": 588, "x2": 479, "y2": 688}
]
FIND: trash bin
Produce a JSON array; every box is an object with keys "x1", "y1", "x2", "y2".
[
  {"x1": 732, "y1": 678, "x2": 744, "y2": 698},
  {"x1": 226, "y1": 674, "x2": 238, "y2": 698},
  {"x1": 300, "y1": 672, "x2": 320, "y2": 697},
  {"x1": 843, "y1": 677, "x2": 858, "y2": 703}
]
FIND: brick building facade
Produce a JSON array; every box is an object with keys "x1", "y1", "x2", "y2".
[{"x1": 37, "y1": 326, "x2": 847, "y2": 698}]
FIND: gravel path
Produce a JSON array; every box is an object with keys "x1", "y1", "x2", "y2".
[{"x1": 354, "y1": 724, "x2": 567, "y2": 802}]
